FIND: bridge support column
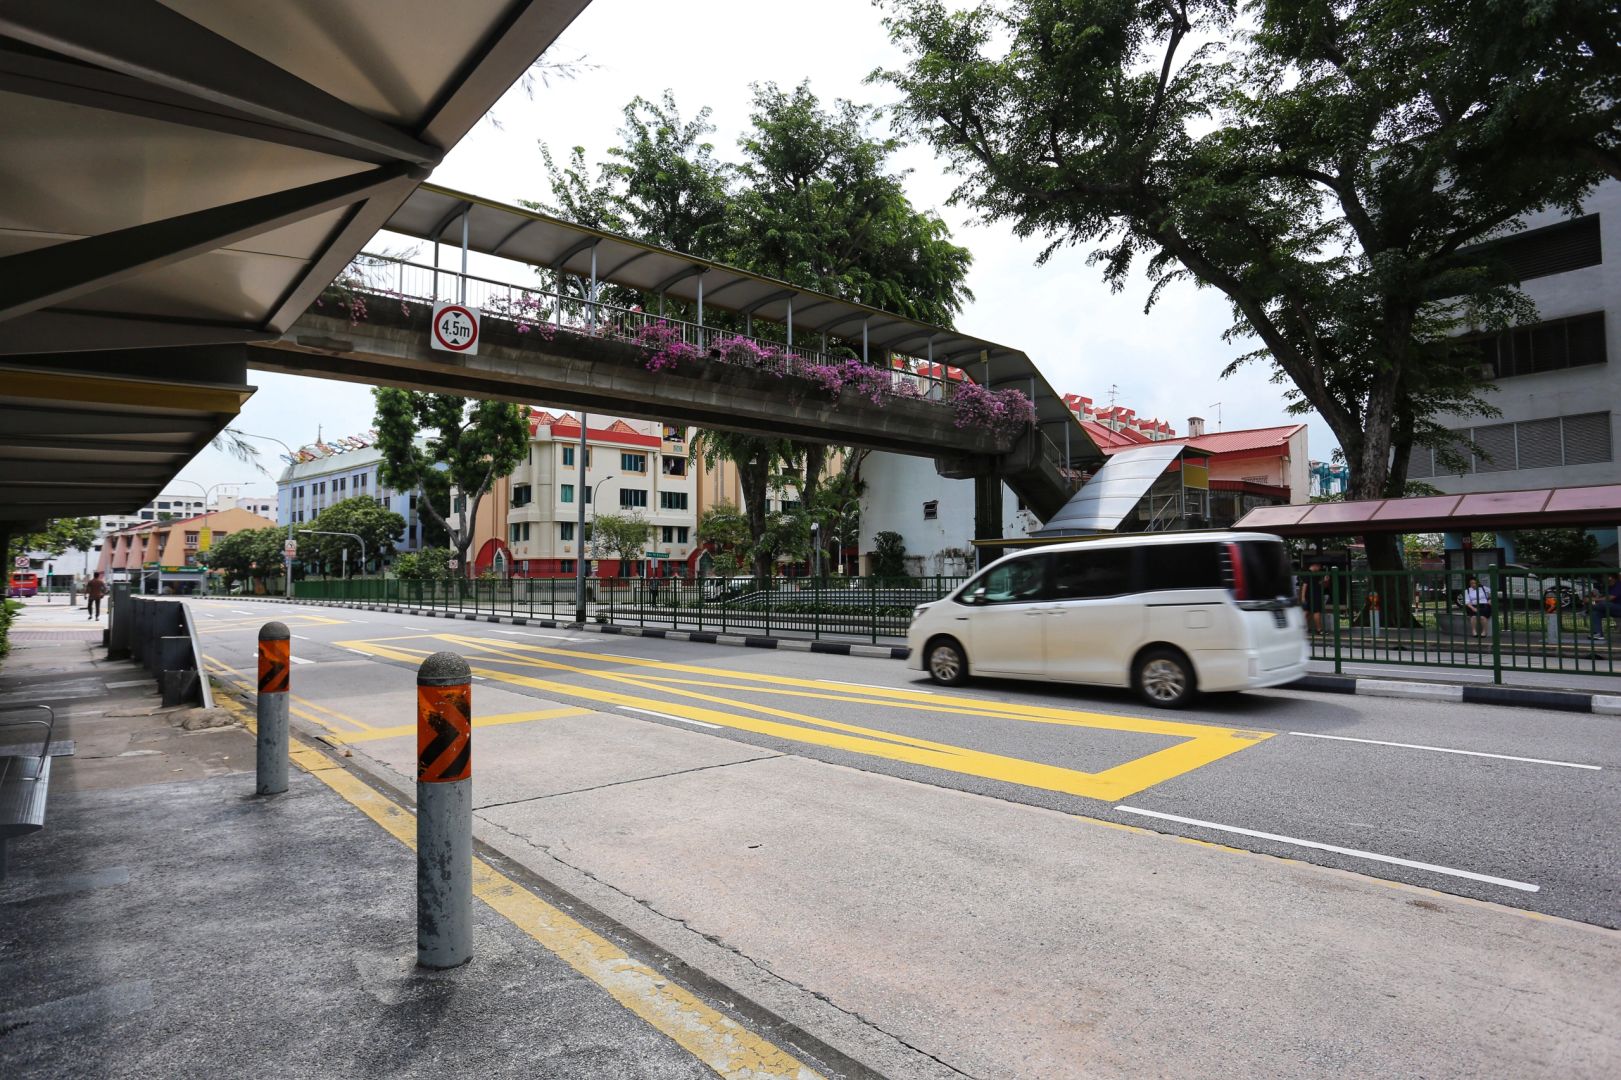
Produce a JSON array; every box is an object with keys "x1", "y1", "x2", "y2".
[{"x1": 974, "y1": 474, "x2": 1003, "y2": 569}]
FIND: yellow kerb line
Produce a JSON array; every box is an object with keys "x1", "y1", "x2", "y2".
[{"x1": 207, "y1": 688, "x2": 823, "y2": 1079}]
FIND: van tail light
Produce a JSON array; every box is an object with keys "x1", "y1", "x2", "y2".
[{"x1": 1226, "y1": 542, "x2": 1249, "y2": 601}]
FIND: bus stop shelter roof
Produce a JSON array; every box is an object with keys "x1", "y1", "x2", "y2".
[
  {"x1": 384, "y1": 184, "x2": 1101, "y2": 463},
  {"x1": 1234, "y1": 484, "x2": 1621, "y2": 537},
  {"x1": 0, "y1": 1, "x2": 592, "y2": 356}
]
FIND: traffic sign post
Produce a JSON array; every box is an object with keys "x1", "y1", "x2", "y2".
[{"x1": 431, "y1": 302, "x2": 480, "y2": 355}]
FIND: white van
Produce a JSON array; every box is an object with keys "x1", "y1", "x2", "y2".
[{"x1": 906, "y1": 532, "x2": 1307, "y2": 707}]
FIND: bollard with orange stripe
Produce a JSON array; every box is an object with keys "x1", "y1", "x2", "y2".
[
  {"x1": 255, "y1": 622, "x2": 290, "y2": 795},
  {"x1": 417, "y1": 651, "x2": 473, "y2": 969}
]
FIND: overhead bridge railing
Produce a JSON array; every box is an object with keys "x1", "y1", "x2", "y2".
[{"x1": 338, "y1": 253, "x2": 966, "y2": 404}]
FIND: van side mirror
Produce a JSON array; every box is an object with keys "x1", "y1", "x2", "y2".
[{"x1": 965, "y1": 587, "x2": 987, "y2": 605}]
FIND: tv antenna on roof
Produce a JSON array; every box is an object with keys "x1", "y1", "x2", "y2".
[{"x1": 1207, "y1": 402, "x2": 1222, "y2": 430}]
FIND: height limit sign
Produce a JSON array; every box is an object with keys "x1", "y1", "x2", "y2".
[{"x1": 431, "y1": 302, "x2": 480, "y2": 355}]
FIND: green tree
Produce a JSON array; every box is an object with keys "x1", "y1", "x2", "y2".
[
  {"x1": 807, "y1": 454, "x2": 867, "y2": 575},
  {"x1": 690, "y1": 431, "x2": 794, "y2": 579},
  {"x1": 588, "y1": 513, "x2": 651, "y2": 575},
  {"x1": 393, "y1": 547, "x2": 456, "y2": 581},
  {"x1": 201, "y1": 526, "x2": 287, "y2": 591},
  {"x1": 372, "y1": 389, "x2": 528, "y2": 572},
  {"x1": 1507, "y1": 529, "x2": 1603, "y2": 569},
  {"x1": 876, "y1": 0, "x2": 1609, "y2": 592},
  {"x1": 7, "y1": 517, "x2": 98, "y2": 561},
  {"x1": 871, "y1": 530, "x2": 910, "y2": 583},
  {"x1": 697, "y1": 501, "x2": 751, "y2": 579},
  {"x1": 301, "y1": 496, "x2": 406, "y2": 577}
]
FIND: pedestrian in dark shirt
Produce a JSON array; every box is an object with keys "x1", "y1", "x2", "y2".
[
  {"x1": 1299, "y1": 563, "x2": 1327, "y2": 634},
  {"x1": 86, "y1": 572, "x2": 107, "y2": 621}
]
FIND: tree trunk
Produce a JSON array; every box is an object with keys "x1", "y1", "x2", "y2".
[{"x1": 739, "y1": 459, "x2": 772, "y2": 581}]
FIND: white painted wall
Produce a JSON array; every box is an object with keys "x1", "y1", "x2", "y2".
[{"x1": 858, "y1": 453, "x2": 1034, "y2": 575}]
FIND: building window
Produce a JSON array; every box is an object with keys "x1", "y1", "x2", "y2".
[
  {"x1": 357, "y1": 474, "x2": 368, "y2": 490},
  {"x1": 562, "y1": 447, "x2": 574, "y2": 467},
  {"x1": 620, "y1": 489, "x2": 648, "y2": 509},
  {"x1": 561, "y1": 523, "x2": 575, "y2": 541},
  {"x1": 1414, "y1": 412, "x2": 1615, "y2": 475},
  {"x1": 1461, "y1": 214, "x2": 1602, "y2": 284},
  {"x1": 662, "y1": 456, "x2": 687, "y2": 477},
  {"x1": 383, "y1": 496, "x2": 391, "y2": 510},
  {"x1": 452, "y1": 493, "x2": 467, "y2": 513},
  {"x1": 184, "y1": 532, "x2": 199, "y2": 545},
  {"x1": 781, "y1": 499, "x2": 800, "y2": 513},
  {"x1": 622, "y1": 452, "x2": 648, "y2": 473},
  {"x1": 662, "y1": 525, "x2": 675, "y2": 543},
  {"x1": 560, "y1": 559, "x2": 575, "y2": 573},
  {"x1": 508, "y1": 522, "x2": 531, "y2": 543},
  {"x1": 336, "y1": 477, "x2": 346, "y2": 492},
  {"x1": 1463, "y1": 311, "x2": 1607, "y2": 379},
  {"x1": 561, "y1": 484, "x2": 574, "y2": 503},
  {"x1": 923, "y1": 500, "x2": 939, "y2": 520},
  {"x1": 659, "y1": 491, "x2": 688, "y2": 511},
  {"x1": 676, "y1": 526, "x2": 689, "y2": 544},
  {"x1": 511, "y1": 484, "x2": 532, "y2": 508}
]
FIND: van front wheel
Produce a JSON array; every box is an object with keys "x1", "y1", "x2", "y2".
[
  {"x1": 926, "y1": 638, "x2": 969, "y2": 686},
  {"x1": 1135, "y1": 648, "x2": 1195, "y2": 708}
]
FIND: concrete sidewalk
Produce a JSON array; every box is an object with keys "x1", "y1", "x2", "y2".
[
  {"x1": 210, "y1": 666, "x2": 1621, "y2": 1079},
  {"x1": 0, "y1": 637, "x2": 831, "y2": 1079}
]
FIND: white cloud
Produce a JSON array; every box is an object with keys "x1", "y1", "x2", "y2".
[{"x1": 172, "y1": 0, "x2": 1335, "y2": 498}]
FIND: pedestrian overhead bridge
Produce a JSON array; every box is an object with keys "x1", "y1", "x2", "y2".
[{"x1": 246, "y1": 184, "x2": 1103, "y2": 527}]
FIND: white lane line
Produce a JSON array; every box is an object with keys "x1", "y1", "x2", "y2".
[
  {"x1": 492, "y1": 630, "x2": 530, "y2": 636},
  {"x1": 291, "y1": 634, "x2": 311, "y2": 641},
  {"x1": 289, "y1": 655, "x2": 314, "y2": 665},
  {"x1": 471, "y1": 675, "x2": 488, "y2": 681},
  {"x1": 105, "y1": 679, "x2": 150, "y2": 689},
  {"x1": 618, "y1": 706, "x2": 722, "y2": 730},
  {"x1": 1289, "y1": 731, "x2": 1602, "y2": 770},
  {"x1": 404, "y1": 626, "x2": 436, "y2": 632},
  {"x1": 231, "y1": 609, "x2": 256, "y2": 615},
  {"x1": 1113, "y1": 805, "x2": 1540, "y2": 893},
  {"x1": 343, "y1": 648, "x2": 370, "y2": 657},
  {"x1": 823, "y1": 680, "x2": 933, "y2": 695}
]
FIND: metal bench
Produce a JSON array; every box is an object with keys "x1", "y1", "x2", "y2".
[{"x1": 0, "y1": 705, "x2": 57, "y2": 881}]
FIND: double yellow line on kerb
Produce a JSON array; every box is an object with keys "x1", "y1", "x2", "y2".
[{"x1": 208, "y1": 683, "x2": 823, "y2": 1080}]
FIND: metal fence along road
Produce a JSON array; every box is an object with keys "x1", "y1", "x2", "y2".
[
  {"x1": 292, "y1": 576, "x2": 969, "y2": 643},
  {"x1": 1306, "y1": 566, "x2": 1621, "y2": 682}
]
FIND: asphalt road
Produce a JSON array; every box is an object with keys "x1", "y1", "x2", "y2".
[{"x1": 190, "y1": 598, "x2": 1621, "y2": 929}]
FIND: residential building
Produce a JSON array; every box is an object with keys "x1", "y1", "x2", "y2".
[
  {"x1": 1407, "y1": 178, "x2": 1620, "y2": 561},
  {"x1": 96, "y1": 507, "x2": 278, "y2": 592},
  {"x1": 469, "y1": 411, "x2": 699, "y2": 578},
  {"x1": 276, "y1": 432, "x2": 430, "y2": 552}
]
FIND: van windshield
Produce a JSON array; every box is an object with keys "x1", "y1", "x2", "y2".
[{"x1": 1238, "y1": 541, "x2": 1294, "y2": 601}]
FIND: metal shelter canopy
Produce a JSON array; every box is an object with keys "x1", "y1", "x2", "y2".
[
  {"x1": 1034, "y1": 443, "x2": 1191, "y2": 536},
  {"x1": 1234, "y1": 483, "x2": 1621, "y2": 537},
  {"x1": 0, "y1": 0, "x2": 593, "y2": 356},
  {"x1": 383, "y1": 184, "x2": 1100, "y2": 465}
]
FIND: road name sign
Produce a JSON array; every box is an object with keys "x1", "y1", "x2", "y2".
[{"x1": 431, "y1": 303, "x2": 480, "y2": 355}]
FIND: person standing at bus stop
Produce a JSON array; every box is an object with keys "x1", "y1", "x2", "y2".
[
  {"x1": 1299, "y1": 563, "x2": 1327, "y2": 635},
  {"x1": 1589, "y1": 573, "x2": 1621, "y2": 642},
  {"x1": 86, "y1": 571, "x2": 107, "y2": 621}
]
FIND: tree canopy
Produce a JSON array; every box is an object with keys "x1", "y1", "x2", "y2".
[
  {"x1": 202, "y1": 526, "x2": 287, "y2": 589},
  {"x1": 372, "y1": 388, "x2": 528, "y2": 571},
  {"x1": 588, "y1": 512, "x2": 652, "y2": 572},
  {"x1": 876, "y1": 0, "x2": 1616, "y2": 574},
  {"x1": 8, "y1": 517, "x2": 98, "y2": 562},
  {"x1": 299, "y1": 495, "x2": 406, "y2": 576}
]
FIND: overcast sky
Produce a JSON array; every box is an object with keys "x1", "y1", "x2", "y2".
[{"x1": 177, "y1": 0, "x2": 1335, "y2": 499}]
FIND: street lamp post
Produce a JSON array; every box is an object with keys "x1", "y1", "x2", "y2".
[
  {"x1": 228, "y1": 430, "x2": 301, "y2": 597},
  {"x1": 573, "y1": 473, "x2": 618, "y2": 622},
  {"x1": 811, "y1": 521, "x2": 821, "y2": 580},
  {"x1": 166, "y1": 478, "x2": 264, "y2": 594},
  {"x1": 299, "y1": 530, "x2": 368, "y2": 580}
]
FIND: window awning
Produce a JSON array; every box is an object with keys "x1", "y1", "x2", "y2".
[{"x1": 1233, "y1": 484, "x2": 1621, "y2": 537}]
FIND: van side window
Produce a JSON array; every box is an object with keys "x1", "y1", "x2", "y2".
[
  {"x1": 965, "y1": 557, "x2": 1050, "y2": 604},
  {"x1": 1141, "y1": 543, "x2": 1224, "y2": 591},
  {"x1": 1051, "y1": 549, "x2": 1136, "y2": 600}
]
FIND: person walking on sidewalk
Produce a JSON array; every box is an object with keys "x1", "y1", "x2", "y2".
[
  {"x1": 1463, "y1": 576, "x2": 1492, "y2": 639},
  {"x1": 1588, "y1": 573, "x2": 1621, "y2": 642},
  {"x1": 86, "y1": 571, "x2": 107, "y2": 621}
]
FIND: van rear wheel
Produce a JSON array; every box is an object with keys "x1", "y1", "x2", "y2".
[
  {"x1": 926, "y1": 638, "x2": 969, "y2": 686},
  {"x1": 1135, "y1": 648, "x2": 1195, "y2": 708}
]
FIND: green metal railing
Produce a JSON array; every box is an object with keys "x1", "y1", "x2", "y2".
[
  {"x1": 293, "y1": 576, "x2": 967, "y2": 644},
  {"x1": 1309, "y1": 566, "x2": 1620, "y2": 682}
]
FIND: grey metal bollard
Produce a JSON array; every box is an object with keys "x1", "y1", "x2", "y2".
[
  {"x1": 256, "y1": 622, "x2": 290, "y2": 795},
  {"x1": 417, "y1": 651, "x2": 473, "y2": 969}
]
